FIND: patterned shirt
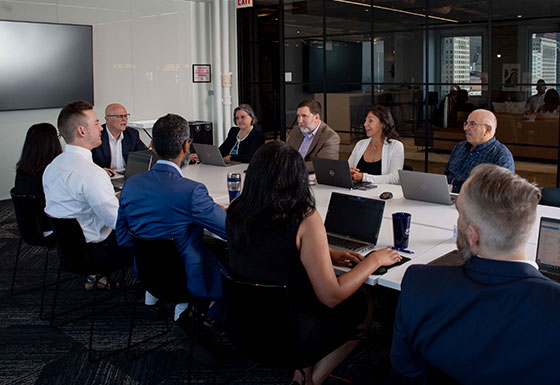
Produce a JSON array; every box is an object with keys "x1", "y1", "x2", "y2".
[{"x1": 444, "y1": 137, "x2": 514, "y2": 193}]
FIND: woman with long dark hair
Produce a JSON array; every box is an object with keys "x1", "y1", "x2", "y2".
[
  {"x1": 348, "y1": 105, "x2": 404, "y2": 184},
  {"x1": 15, "y1": 123, "x2": 62, "y2": 233},
  {"x1": 226, "y1": 141, "x2": 401, "y2": 385}
]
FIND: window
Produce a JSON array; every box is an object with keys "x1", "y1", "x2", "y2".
[
  {"x1": 530, "y1": 32, "x2": 559, "y2": 94},
  {"x1": 440, "y1": 36, "x2": 482, "y2": 96}
]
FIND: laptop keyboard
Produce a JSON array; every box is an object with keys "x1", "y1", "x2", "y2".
[{"x1": 328, "y1": 234, "x2": 368, "y2": 251}]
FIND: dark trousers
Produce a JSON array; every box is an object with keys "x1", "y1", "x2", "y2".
[{"x1": 86, "y1": 231, "x2": 134, "y2": 275}]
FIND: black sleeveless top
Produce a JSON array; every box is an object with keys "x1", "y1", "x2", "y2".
[
  {"x1": 357, "y1": 155, "x2": 381, "y2": 175},
  {"x1": 226, "y1": 219, "x2": 313, "y2": 294}
]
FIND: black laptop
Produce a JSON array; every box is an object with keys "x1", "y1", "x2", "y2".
[
  {"x1": 312, "y1": 157, "x2": 376, "y2": 190},
  {"x1": 324, "y1": 192, "x2": 385, "y2": 256},
  {"x1": 536, "y1": 216, "x2": 560, "y2": 282},
  {"x1": 112, "y1": 150, "x2": 156, "y2": 191}
]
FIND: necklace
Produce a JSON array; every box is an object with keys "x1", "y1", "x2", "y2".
[{"x1": 370, "y1": 141, "x2": 383, "y2": 151}]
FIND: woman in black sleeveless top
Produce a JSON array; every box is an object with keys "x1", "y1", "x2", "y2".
[
  {"x1": 226, "y1": 141, "x2": 401, "y2": 385},
  {"x1": 14, "y1": 123, "x2": 62, "y2": 234}
]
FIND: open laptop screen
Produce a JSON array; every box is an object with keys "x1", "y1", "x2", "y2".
[
  {"x1": 124, "y1": 152, "x2": 153, "y2": 179},
  {"x1": 324, "y1": 192, "x2": 385, "y2": 244},
  {"x1": 536, "y1": 217, "x2": 560, "y2": 274}
]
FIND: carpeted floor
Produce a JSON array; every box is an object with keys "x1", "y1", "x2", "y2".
[{"x1": 0, "y1": 199, "x2": 416, "y2": 385}]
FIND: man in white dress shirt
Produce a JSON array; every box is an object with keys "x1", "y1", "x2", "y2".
[
  {"x1": 91, "y1": 103, "x2": 147, "y2": 175},
  {"x1": 43, "y1": 101, "x2": 133, "y2": 287}
]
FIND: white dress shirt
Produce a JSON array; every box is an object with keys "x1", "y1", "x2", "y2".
[
  {"x1": 43, "y1": 145, "x2": 119, "y2": 243},
  {"x1": 107, "y1": 129, "x2": 125, "y2": 171},
  {"x1": 347, "y1": 138, "x2": 404, "y2": 184}
]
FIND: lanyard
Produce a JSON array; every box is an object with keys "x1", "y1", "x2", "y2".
[{"x1": 454, "y1": 151, "x2": 481, "y2": 180}]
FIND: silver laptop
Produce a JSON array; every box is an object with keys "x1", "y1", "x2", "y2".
[
  {"x1": 324, "y1": 192, "x2": 385, "y2": 256},
  {"x1": 112, "y1": 151, "x2": 155, "y2": 191},
  {"x1": 399, "y1": 170, "x2": 458, "y2": 205},
  {"x1": 192, "y1": 143, "x2": 241, "y2": 167},
  {"x1": 536, "y1": 216, "x2": 560, "y2": 282},
  {"x1": 312, "y1": 157, "x2": 376, "y2": 190}
]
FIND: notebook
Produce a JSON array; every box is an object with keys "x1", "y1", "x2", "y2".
[
  {"x1": 536, "y1": 216, "x2": 560, "y2": 282},
  {"x1": 112, "y1": 150, "x2": 156, "y2": 191},
  {"x1": 312, "y1": 157, "x2": 376, "y2": 190},
  {"x1": 324, "y1": 192, "x2": 385, "y2": 256},
  {"x1": 192, "y1": 143, "x2": 241, "y2": 167},
  {"x1": 399, "y1": 170, "x2": 457, "y2": 205}
]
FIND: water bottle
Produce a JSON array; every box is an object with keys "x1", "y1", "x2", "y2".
[{"x1": 227, "y1": 173, "x2": 241, "y2": 202}]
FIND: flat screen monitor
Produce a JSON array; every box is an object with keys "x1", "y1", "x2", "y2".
[{"x1": 0, "y1": 20, "x2": 93, "y2": 111}]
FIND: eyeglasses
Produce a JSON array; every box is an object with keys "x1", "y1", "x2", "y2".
[
  {"x1": 107, "y1": 114, "x2": 130, "y2": 119},
  {"x1": 463, "y1": 121, "x2": 486, "y2": 128}
]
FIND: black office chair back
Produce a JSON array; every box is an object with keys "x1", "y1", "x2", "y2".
[
  {"x1": 540, "y1": 187, "x2": 560, "y2": 207},
  {"x1": 130, "y1": 233, "x2": 191, "y2": 304},
  {"x1": 49, "y1": 217, "x2": 90, "y2": 275},
  {"x1": 219, "y1": 266, "x2": 315, "y2": 369},
  {"x1": 10, "y1": 188, "x2": 54, "y2": 248}
]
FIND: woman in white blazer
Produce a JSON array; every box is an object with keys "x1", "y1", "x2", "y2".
[{"x1": 348, "y1": 105, "x2": 404, "y2": 184}]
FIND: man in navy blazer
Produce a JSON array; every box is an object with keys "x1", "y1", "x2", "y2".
[
  {"x1": 92, "y1": 103, "x2": 147, "y2": 173},
  {"x1": 391, "y1": 164, "x2": 560, "y2": 385},
  {"x1": 116, "y1": 113, "x2": 226, "y2": 305}
]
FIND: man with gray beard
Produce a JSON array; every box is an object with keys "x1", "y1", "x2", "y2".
[{"x1": 390, "y1": 164, "x2": 560, "y2": 385}]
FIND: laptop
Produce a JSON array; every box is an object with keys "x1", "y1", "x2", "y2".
[
  {"x1": 399, "y1": 170, "x2": 458, "y2": 205},
  {"x1": 324, "y1": 192, "x2": 385, "y2": 256},
  {"x1": 312, "y1": 158, "x2": 376, "y2": 190},
  {"x1": 192, "y1": 143, "x2": 241, "y2": 167},
  {"x1": 112, "y1": 150, "x2": 156, "y2": 191},
  {"x1": 536, "y1": 216, "x2": 560, "y2": 282}
]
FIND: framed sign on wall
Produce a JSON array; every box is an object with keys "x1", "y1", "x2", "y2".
[{"x1": 193, "y1": 64, "x2": 211, "y2": 83}]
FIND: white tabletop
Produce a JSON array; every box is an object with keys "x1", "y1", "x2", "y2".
[
  {"x1": 179, "y1": 163, "x2": 559, "y2": 290},
  {"x1": 128, "y1": 120, "x2": 157, "y2": 129}
]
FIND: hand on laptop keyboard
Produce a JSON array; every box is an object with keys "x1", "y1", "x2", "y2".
[{"x1": 330, "y1": 248, "x2": 363, "y2": 267}]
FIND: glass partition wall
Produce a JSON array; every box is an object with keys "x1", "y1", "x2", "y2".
[{"x1": 238, "y1": 0, "x2": 560, "y2": 187}]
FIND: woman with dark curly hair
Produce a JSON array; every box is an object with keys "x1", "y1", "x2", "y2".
[
  {"x1": 14, "y1": 123, "x2": 62, "y2": 234},
  {"x1": 348, "y1": 105, "x2": 404, "y2": 184},
  {"x1": 226, "y1": 141, "x2": 401, "y2": 385}
]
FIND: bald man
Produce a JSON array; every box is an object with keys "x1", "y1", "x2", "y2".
[
  {"x1": 92, "y1": 103, "x2": 147, "y2": 174},
  {"x1": 444, "y1": 109, "x2": 514, "y2": 193}
]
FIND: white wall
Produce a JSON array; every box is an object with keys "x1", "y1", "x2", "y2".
[{"x1": 0, "y1": 0, "x2": 238, "y2": 199}]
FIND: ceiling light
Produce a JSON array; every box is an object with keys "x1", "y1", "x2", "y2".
[{"x1": 333, "y1": 0, "x2": 458, "y2": 23}]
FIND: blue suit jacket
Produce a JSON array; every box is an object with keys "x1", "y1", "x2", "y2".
[
  {"x1": 115, "y1": 162, "x2": 226, "y2": 298},
  {"x1": 391, "y1": 256, "x2": 560, "y2": 385},
  {"x1": 92, "y1": 124, "x2": 147, "y2": 168}
]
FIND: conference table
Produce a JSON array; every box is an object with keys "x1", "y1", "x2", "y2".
[{"x1": 181, "y1": 162, "x2": 554, "y2": 291}]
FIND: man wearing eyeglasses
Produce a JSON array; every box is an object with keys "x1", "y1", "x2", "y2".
[
  {"x1": 92, "y1": 103, "x2": 147, "y2": 175},
  {"x1": 444, "y1": 109, "x2": 514, "y2": 193}
]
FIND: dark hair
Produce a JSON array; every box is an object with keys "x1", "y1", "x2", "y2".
[
  {"x1": 16, "y1": 123, "x2": 62, "y2": 176},
  {"x1": 297, "y1": 99, "x2": 322, "y2": 115},
  {"x1": 57, "y1": 100, "x2": 93, "y2": 142},
  {"x1": 544, "y1": 89, "x2": 560, "y2": 105},
  {"x1": 366, "y1": 105, "x2": 399, "y2": 142},
  {"x1": 234, "y1": 104, "x2": 258, "y2": 125},
  {"x1": 227, "y1": 141, "x2": 315, "y2": 248},
  {"x1": 152, "y1": 113, "x2": 190, "y2": 159}
]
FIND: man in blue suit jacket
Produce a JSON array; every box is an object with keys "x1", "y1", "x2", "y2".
[
  {"x1": 92, "y1": 103, "x2": 147, "y2": 172},
  {"x1": 116, "y1": 113, "x2": 226, "y2": 302},
  {"x1": 391, "y1": 164, "x2": 560, "y2": 385}
]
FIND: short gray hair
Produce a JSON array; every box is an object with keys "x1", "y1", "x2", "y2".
[
  {"x1": 234, "y1": 104, "x2": 258, "y2": 125},
  {"x1": 460, "y1": 164, "x2": 541, "y2": 255}
]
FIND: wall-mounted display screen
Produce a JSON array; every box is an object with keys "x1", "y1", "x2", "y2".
[{"x1": 0, "y1": 20, "x2": 93, "y2": 111}]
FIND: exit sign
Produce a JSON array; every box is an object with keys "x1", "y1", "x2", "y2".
[{"x1": 237, "y1": 0, "x2": 252, "y2": 8}]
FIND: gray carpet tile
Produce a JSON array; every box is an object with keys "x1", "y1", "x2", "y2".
[{"x1": 0, "y1": 199, "x2": 415, "y2": 385}]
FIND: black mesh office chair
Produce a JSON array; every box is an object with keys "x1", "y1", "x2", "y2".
[
  {"x1": 217, "y1": 265, "x2": 312, "y2": 385},
  {"x1": 10, "y1": 188, "x2": 56, "y2": 299},
  {"x1": 49, "y1": 217, "x2": 128, "y2": 361}
]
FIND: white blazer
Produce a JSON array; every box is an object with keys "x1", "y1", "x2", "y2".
[{"x1": 347, "y1": 138, "x2": 404, "y2": 184}]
